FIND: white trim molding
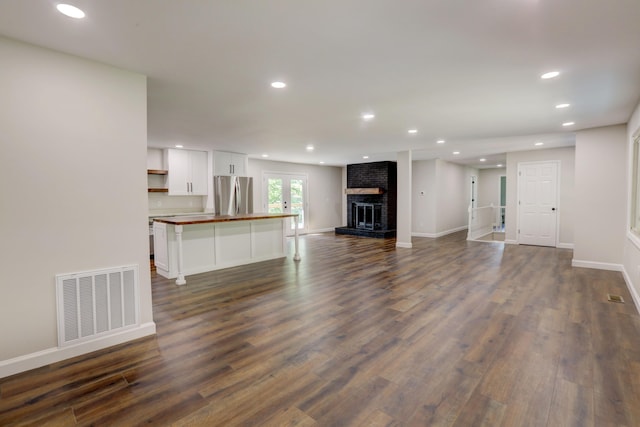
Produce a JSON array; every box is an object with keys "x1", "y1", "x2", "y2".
[
  {"x1": 504, "y1": 239, "x2": 518, "y2": 245},
  {"x1": 627, "y1": 231, "x2": 640, "y2": 251},
  {"x1": 412, "y1": 225, "x2": 468, "y2": 239},
  {"x1": 557, "y1": 243, "x2": 575, "y2": 249},
  {"x1": 571, "y1": 259, "x2": 623, "y2": 271},
  {"x1": 307, "y1": 228, "x2": 336, "y2": 234},
  {"x1": 396, "y1": 242, "x2": 413, "y2": 249},
  {"x1": 0, "y1": 322, "x2": 156, "y2": 379},
  {"x1": 622, "y1": 267, "x2": 640, "y2": 313}
]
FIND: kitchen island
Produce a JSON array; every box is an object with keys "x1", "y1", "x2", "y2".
[{"x1": 153, "y1": 213, "x2": 300, "y2": 285}]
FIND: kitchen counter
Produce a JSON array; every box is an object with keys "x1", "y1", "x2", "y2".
[
  {"x1": 153, "y1": 212, "x2": 298, "y2": 225},
  {"x1": 152, "y1": 213, "x2": 301, "y2": 285}
]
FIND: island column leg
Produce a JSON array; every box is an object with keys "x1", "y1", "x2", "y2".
[
  {"x1": 175, "y1": 225, "x2": 186, "y2": 285},
  {"x1": 293, "y1": 215, "x2": 301, "y2": 261}
]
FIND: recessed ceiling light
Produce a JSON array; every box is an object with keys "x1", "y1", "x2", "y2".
[
  {"x1": 535, "y1": 142, "x2": 544, "y2": 146},
  {"x1": 408, "y1": 129, "x2": 418, "y2": 134},
  {"x1": 56, "y1": 3, "x2": 85, "y2": 19},
  {"x1": 363, "y1": 155, "x2": 369, "y2": 159},
  {"x1": 436, "y1": 140, "x2": 445, "y2": 144},
  {"x1": 319, "y1": 161, "x2": 325, "y2": 165},
  {"x1": 362, "y1": 113, "x2": 375, "y2": 121},
  {"x1": 306, "y1": 144, "x2": 314, "y2": 151},
  {"x1": 479, "y1": 158, "x2": 486, "y2": 162},
  {"x1": 261, "y1": 154, "x2": 269, "y2": 158},
  {"x1": 271, "y1": 81, "x2": 286, "y2": 89},
  {"x1": 555, "y1": 103, "x2": 570, "y2": 109},
  {"x1": 497, "y1": 164, "x2": 503, "y2": 167},
  {"x1": 541, "y1": 71, "x2": 560, "y2": 79},
  {"x1": 175, "y1": 144, "x2": 183, "y2": 148},
  {"x1": 562, "y1": 121, "x2": 575, "y2": 127},
  {"x1": 453, "y1": 151, "x2": 460, "y2": 155}
]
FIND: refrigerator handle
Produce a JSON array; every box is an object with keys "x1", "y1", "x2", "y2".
[{"x1": 235, "y1": 178, "x2": 241, "y2": 215}]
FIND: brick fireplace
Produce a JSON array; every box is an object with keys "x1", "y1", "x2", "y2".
[{"x1": 335, "y1": 161, "x2": 397, "y2": 238}]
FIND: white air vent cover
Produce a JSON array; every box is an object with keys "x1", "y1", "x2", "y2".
[{"x1": 56, "y1": 265, "x2": 139, "y2": 347}]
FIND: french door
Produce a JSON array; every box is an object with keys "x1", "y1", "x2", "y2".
[
  {"x1": 263, "y1": 173, "x2": 308, "y2": 236},
  {"x1": 517, "y1": 161, "x2": 558, "y2": 247}
]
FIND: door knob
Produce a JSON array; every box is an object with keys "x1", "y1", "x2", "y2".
[{"x1": 552, "y1": 207, "x2": 556, "y2": 211}]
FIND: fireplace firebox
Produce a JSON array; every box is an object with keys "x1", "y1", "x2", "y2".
[{"x1": 353, "y1": 203, "x2": 382, "y2": 230}]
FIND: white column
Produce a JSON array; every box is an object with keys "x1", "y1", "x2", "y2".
[
  {"x1": 396, "y1": 150, "x2": 413, "y2": 248},
  {"x1": 175, "y1": 225, "x2": 186, "y2": 285}
]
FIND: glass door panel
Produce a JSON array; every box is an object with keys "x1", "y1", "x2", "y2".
[
  {"x1": 263, "y1": 173, "x2": 307, "y2": 236},
  {"x1": 267, "y1": 178, "x2": 284, "y2": 213},
  {"x1": 290, "y1": 178, "x2": 304, "y2": 231}
]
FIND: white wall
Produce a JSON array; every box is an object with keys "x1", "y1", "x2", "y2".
[
  {"x1": 624, "y1": 99, "x2": 640, "y2": 307},
  {"x1": 247, "y1": 159, "x2": 343, "y2": 232},
  {"x1": 396, "y1": 151, "x2": 413, "y2": 247},
  {"x1": 573, "y1": 125, "x2": 627, "y2": 266},
  {"x1": 505, "y1": 147, "x2": 575, "y2": 245},
  {"x1": 412, "y1": 159, "x2": 476, "y2": 237},
  {"x1": 0, "y1": 37, "x2": 154, "y2": 373},
  {"x1": 478, "y1": 168, "x2": 506, "y2": 207},
  {"x1": 437, "y1": 160, "x2": 477, "y2": 234}
]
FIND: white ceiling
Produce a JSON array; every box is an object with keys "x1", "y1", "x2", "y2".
[{"x1": 1, "y1": 1, "x2": 639, "y2": 168}]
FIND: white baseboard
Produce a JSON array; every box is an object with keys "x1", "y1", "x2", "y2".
[
  {"x1": 571, "y1": 259, "x2": 624, "y2": 272},
  {"x1": 0, "y1": 322, "x2": 156, "y2": 379},
  {"x1": 308, "y1": 228, "x2": 336, "y2": 234},
  {"x1": 412, "y1": 232, "x2": 437, "y2": 238},
  {"x1": 501, "y1": 240, "x2": 572, "y2": 248},
  {"x1": 622, "y1": 267, "x2": 640, "y2": 313},
  {"x1": 412, "y1": 225, "x2": 468, "y2": 239},
  {"x1": 557, "y1": 243, "x2": 575, "y2": 249},
  {"x1": 396, "y1": 242, "x2": 413, "y2": 248}
]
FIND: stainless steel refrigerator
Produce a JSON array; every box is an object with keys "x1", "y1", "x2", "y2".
[{"x1": 213, "y1": 176, "x2": 253, "y2": 215}]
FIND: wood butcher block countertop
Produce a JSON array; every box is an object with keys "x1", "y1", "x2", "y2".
[{"x1": 152, "y1": 212, "x2": 298, "y2": 225}]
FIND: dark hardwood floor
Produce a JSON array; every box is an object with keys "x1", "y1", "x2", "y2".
[{"x1": 2, "y1": 231, "x2": 640, "y2": 426}]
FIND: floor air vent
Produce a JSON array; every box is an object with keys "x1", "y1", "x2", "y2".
[
  {"x1": 607, "y1": 294, "x2": 625, "y2": 303},
  {"x1": 56, "y1": 265, "x2": 139, "y2": 347}
]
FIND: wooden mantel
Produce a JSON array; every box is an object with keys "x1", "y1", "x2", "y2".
[{"x1": 345, "y1": 188, "x2": 385, "y2": 195}]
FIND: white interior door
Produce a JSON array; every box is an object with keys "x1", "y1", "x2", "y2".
[
  {"x1": 517, "y1": 162, "x2": 558, "y2": 247},
  {"x1": 263, "y1": 173, "x2": 308, "y2": 236}
]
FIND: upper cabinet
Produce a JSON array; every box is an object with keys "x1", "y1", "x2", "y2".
[
  {"x1": 213, "y1": 151, "x2": 247, "y2": 176},
  {"x1": 165, "y1": 149, "x2": 208, "y2": 196}
]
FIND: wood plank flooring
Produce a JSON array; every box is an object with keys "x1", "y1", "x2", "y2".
[{"x1": 2, "y1": 231, "x2": 640, "y2": 426}]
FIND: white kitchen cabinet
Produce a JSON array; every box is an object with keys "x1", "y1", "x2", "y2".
[
  {"x1": 165, "y1": 149, "x2": 208, "y2": 195},
  {"x1": 153, "y1": 221, "x2": 168, "y2": 271},
  {"x1": 213, "y1": 151, "x2": 247, "y2": 176}
]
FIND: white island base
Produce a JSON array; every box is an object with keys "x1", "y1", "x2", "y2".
[{"x1": 153, "y1": 214, "x2": 300, "y2": 285}]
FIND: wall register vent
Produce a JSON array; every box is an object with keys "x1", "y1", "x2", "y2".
[{"x1": 56, "y1": 265, "x2": 139, "y2": 347}]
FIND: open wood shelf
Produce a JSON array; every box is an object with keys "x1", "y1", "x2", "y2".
[
  {"x1": 147, "y1": 169, "x2": 168, "y2": 175},
  {"x1": 345, "y1": 188, "x2": 385, "y2": 195},
  {"x1": 148, "y1": 188, "x2": 169, "y2": 193}
]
